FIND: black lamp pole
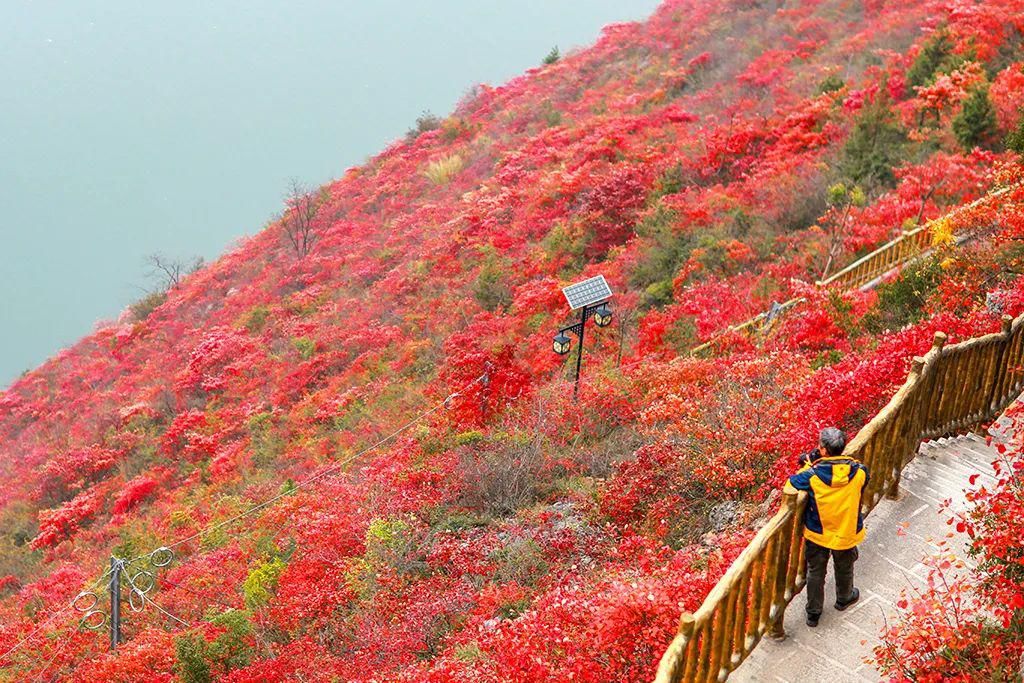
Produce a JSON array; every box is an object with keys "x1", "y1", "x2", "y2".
[{"x1": 556, "y1": 301, "x2": 610, "y2": 400}]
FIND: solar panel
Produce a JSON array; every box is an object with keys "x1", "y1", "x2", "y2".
[{"x1": 562, "y1": 275, "x2": 613, "y2": 310}]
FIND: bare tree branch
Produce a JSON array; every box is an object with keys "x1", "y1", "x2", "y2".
[
  {"x1": 281, "y1": 179, "x2": 325, "y2": 259},
  {"x1": 145, "y1": 253, "x2": 204, "y2": 291}
]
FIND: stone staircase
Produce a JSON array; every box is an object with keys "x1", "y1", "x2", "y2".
[{"x1": 732, "y1": 430, "x2": 1002, "y2": 682}]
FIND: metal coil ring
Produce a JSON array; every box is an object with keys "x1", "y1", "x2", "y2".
[
  {"x1": 130, "y1": 570, "x2": 155, "y2": 594},
  {"x1": 128, "y1": 587, "x2": 147, "y2": 613},
  {"x1": 80, "y1": 609, "x2": 107, "y2": 631},
  {"x1": 72, "y1": 591, "x2": 99, "y2": 613},
  {"x1": 150, "y1": 547, "x2": 174, "y2": 567}
]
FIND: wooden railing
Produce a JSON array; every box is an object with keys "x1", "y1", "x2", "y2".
[
  {"x1": 817, "y1": 225, "x2": 932, "y2": 291},
  {"x1": 818, "y1": 183, "x2": 1020, "y2": 292},
  {"x1": 689, "y1": 299, "x2": 804, "y2": 356},
  {"x1": 691, "y1": 183, "x2": 1022, "y2": 355},
  {"x1": 655, "y1": 312, "x2": 1024, "y2": 683}
]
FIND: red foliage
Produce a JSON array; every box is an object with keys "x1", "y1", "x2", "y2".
[
  {"x1": 2, "y1": 1, "x2": 1024, "y2": 680},
  {"x1": 111, "y1": 475, "x2": 160, "y2": 515},
  {"x1": 876, "y1": 403, "x2": 1024, "y2": 680}
]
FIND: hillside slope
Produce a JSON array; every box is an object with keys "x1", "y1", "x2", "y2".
[{"x1": 2, "y1": 0, "x2": 1024, "y2": 680}]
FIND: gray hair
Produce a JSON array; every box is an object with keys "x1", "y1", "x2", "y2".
[{"x1": 819, "y1": 427, "x2": 847, "y2": 456}]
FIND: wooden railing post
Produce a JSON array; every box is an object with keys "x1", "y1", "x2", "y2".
[
  {"x1": 986, "y1": 315, "x2": 1014, "y2": 416},
  {"x1": 767, "y1": 491, "x2": 798, "y2": 641},
  {"x1": 885, "y1": 355, "x2": 926, "y2": 500},
  {"x1": 677, "y1": 613, "x2": 696, "y2": 682}
]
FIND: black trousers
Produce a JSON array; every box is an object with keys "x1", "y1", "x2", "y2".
[{"x1": 804, "y1": 539, "x2": 858, "y2": 616}]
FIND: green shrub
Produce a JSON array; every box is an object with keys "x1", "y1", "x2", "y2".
[
  {"x1": 130, "y1": 291, "x2": 167, "y2": 321},
  {"x1": 455, "y1": 642, "x2": 484, "y2": 662},
  {"x1": 363, "y1": 517, "x2": 425, "y2": 579},
  {"x1": 541, "y1": 222, "x2": 587, "y2": 273},
  {"x1": 241, "y1": 305, "x2": 270, "y2": 333},
  {"x1": 664, "y1": 316, "x2": 697, "y2": 353},
  {"x1": 542, "y1": 46, "x2": 560, "y2": 65},
  {"x1": 292, "y1": 336, "x2": 316, "y2": 360},
  {"x1": 629, "y1": 204, "x2": 691, "y2": 294},
  {"x1": 905, "y1": 29, "x2": 964, "y2": 93},
  {"x1": 817, "y1": 73, "x2": 845, "y2": 94},
  {"x1": 175, "y1": 610, "x2": 254, "y2": 682},
  {"x1": 206, "y1": 610, "x2": 254, "y2": 671},
  {"x1": 246, "y1": 412, "x2": 285, "y2": 468},
  {"x1": 953, "y1": 84, "x2": 998, "y2": 150},
  {"x1": 175, "y1": 634, "x2": 212, "y2": 683},
  {"x1": 473, "y1": 254, "x2": 512, "y2": 311},
  {"x1": 1007, "y1": 110, "x2": 1024, "y2": 153},
  {"x1": 644, "y1": 280, "x2": 675, "y2": 307},
  {"x1": 862, "y1": 259, "x2": 943, "y2": 333},
  {"x1": 811, "y1": 349, "x2": 844, "y2": 370},
  {"x1": 406, "y1": 111, "x2": 441, "y2": 141},
  {"x1": 367, "y1": 517, "x2": 411, "y2": 552},
  {"x1": 453, "y1": 430, "x2": 486, "y2": 446},
  {"x1": 441, "y1": 117, "x2": 470, "y2": 142},
  {"x1": 651, "y1": 164, "x2": 685, "y2": 199},
  {"x1": 539, "y1": 100, "x2": 563, "y2": 127}
]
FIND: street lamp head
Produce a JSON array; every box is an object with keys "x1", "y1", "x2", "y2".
[
  {"x1": 553, "y1": 333, "x2": 572, "y2": 355},
  {"x1": 593, "y1": 303, "x2": 612, "y2": 328}
]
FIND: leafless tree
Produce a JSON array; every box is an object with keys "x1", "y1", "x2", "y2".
[
  {"x1": 145, "y1": 253, "x2": 203, "y2": 290},
  {"x1": 281, "y1": 179, "x2": 325, "y2": 258}
]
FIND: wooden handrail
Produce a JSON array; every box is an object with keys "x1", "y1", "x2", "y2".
[
  {"x1": 690, "y1": 182, "x2": 1022, "y2": 356},
  {"x1": 689, "y1": 298, "x2": 804, "y2": 356},
  {"x1": 655, "y1": 312, "x2": 1024, "y2": 683},
  {"x1": 818, "y1": 183, "x2": 1020, "y2": 291}
]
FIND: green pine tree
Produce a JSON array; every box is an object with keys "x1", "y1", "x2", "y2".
[
  {"x1": 841, "y1": 88, "x2": 907, "y2": 189},
  {"x1": 1007, "y1": 110, "x2": 1024, "y2": 154},
  {"x1": 953, "y1": 84, "x2": 998, "y2": 150},
  {"x1": 905, "y1": 29, "x2": 962, "y2": 94}
]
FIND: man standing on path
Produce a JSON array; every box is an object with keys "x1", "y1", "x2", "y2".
[{"x1": 783, "y1": 427, "x2": 869, "y2": 627}]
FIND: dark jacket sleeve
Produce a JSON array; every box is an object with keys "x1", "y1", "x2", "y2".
[{"x1": 788, "y1": 466, "x2": 814, "y2": 491}]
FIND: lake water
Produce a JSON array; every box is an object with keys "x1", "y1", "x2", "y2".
[{"x1": 0, "y1": 0, "x2": 660, "y2": 386}]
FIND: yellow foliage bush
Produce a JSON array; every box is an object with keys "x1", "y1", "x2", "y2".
[{"x1": 423, "y1": 154, "x2": 464, "y2": 185}]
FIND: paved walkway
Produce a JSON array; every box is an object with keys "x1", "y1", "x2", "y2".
[{"x1": 733, "y1": 428, "x2": 1003, "y2": 682}]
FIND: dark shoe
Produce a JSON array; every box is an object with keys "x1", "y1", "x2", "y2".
[
  {"x1": 835, "y1": 587, "x2": 860, "y2": 611},
  {"x1": 806, "y1": 613, "x2": 820, "y2": 627}
]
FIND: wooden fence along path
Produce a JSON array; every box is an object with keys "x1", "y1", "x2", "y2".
[
  {"x1": 689, "y1": 182, "x2": 1020, "y2": 355},
  {"x1": 816, "y1": 224, "x2": 933, "y2": 291},
  {"x1": 819, "y1": 183, "x2": 1018, "y2": 292},
  {"x1": 655, "y1": 313, "x2": 1024, "y2": 683}
]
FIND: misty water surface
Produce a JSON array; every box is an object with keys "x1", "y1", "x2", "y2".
[{"x1": 0, "y1": 0, "x2": 660, "y2": 386}]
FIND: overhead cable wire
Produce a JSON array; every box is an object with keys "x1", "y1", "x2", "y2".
[
  {"x1": 0, "y1": 565, "x2": 115, "y2": 667},
  {"x1": 123, "y1": 569, "x2": 191, "y2": 629}
]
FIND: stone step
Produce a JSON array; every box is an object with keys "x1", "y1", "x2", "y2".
[
  {"x1": 918, "y1": 448, "x2": 995, "y2": 481},
  {"x1": 930, "y1": 451, "x2": 996, "y2": 478}
]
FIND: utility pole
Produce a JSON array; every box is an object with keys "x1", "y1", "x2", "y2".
[{"x1": 109, "y1": 557, "x2": 123, "y2": 650}]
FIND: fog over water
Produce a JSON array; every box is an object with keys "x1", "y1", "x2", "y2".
[{"x1": 0, "y1": 0, "x2": 661, "y2": 387}]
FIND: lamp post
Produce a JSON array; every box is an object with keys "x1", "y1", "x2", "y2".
[{"x1": 553, "y1": 276, "x2": 613, "y2": 400}]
